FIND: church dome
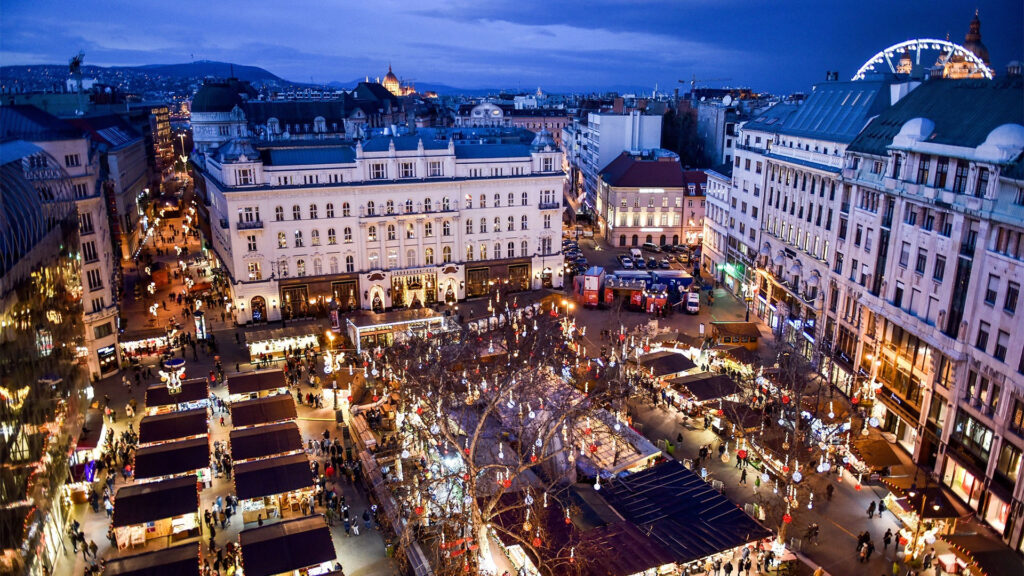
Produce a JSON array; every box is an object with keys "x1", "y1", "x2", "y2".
[
  {"x1": 976, "y1": 123, "x2": 1024, "y2": 163},
  {"x1": 963, "y1": 11, "x2": 990, "y2": 65}
]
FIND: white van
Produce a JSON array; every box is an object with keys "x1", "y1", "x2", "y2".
[
  {"x1": 685, "y1": 292, "x2": 700, "y2": 314},
  {"x1": 629, "y1": 248, "x2": 643, "y2": 261}
]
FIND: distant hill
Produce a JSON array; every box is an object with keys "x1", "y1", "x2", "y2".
[{"x1": 132, "y1": 60, "x2": 284, "y2": 83}]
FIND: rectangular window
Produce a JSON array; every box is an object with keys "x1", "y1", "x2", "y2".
[
  {"x1": 370, "y1": 163, "x2": 386, "y2": 180},
  {"x1": 935, "y1": 157, "x2": 949, "y2": 188},
  {"x1": 1005, "y1": 281, "x2": 1019, "y2": 314},
  {"x1": 994, "y1": 331, "x2": 1009, "y2": 362},
  {"x1": 952, "y1": 161, "x2": 969, "y2": 193},
  {"x1": 82, "y1": 241, "x2": 98, "y2": 263},
  {"x1": 86, "y1": 269, "x2": 102, "y2": 291},
  {"x1": 400, "y1": 162, "x2": 414, "y2": 179},
  {"x1": 79, "y1": 212, "x2": 94, "y2": 233},
  {"x1": 975, "y1": 168, "x2": 990, "y2": 198},
  {"x1": 985, "y1": 275, "x2": 999, "y2": 305},
  {"x1": 976, "y1": 321, "x2": 990, "y2": 351},
  {"x1": 93, "y1": 322, "x2": 113, "y2": 339},
  {"x1": 246, "y1": 235, "x2": 257, "y2": 252},
  {"x1": 64, "y1": 154, "x2": 81, "y2": 167},
  {"x1": 429, "y1": 161, "x2": 443, "y2": 177},
  {"x1": 915, "y1": 249, "x2": 927, "y2": 274},
  {"x1": 917, "y1": 155, "x2": 930, "y2": 185},
  {"x1": 933, "y1": 255, "x2": 946, "y2": 282},
  {"x1": 898, "y1": 242, "x2": 910, "y2": 267}
]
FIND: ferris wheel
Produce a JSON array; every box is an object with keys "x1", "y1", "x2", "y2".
[{"x1": 852, "y1": 38, "x2": 994, "y2": 81}]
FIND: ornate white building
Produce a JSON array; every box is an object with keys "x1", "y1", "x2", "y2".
[{"x1": 192, "y1": 128, "x2": 564, "y2": 322}]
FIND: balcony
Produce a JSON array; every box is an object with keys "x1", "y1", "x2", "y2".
[
  {"x1": 539, "y1": 201, "x2": 561, "y2": 210},
  {"x1": 237, "y1": 219, "x2": 264, "y2": 230}
]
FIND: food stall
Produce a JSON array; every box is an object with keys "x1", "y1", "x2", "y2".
[
  {"x1": 133, "y1": 437, "x2": 210, "y2": 484},
  {"x1": 230, "y1": 394, "x2": 297, "y2": 429},
  {"x1": 69, "y1": 408, "x2": 105, "y2": 483},
  {"x1": 230, "y1": 421, "x2": 303, "y2": 463},
  {"x1": 111, "y1": 475, "x2": 201, "y2": 551},
  {"x1": 239, "y1": 515, "x2": 338, "y2": 576},
  {"x1": 576, "y1": 409, "x2": 662, "y2": 477},
  {"x1": 102, "y1": 542, "x2": 200, "y2": 576},
  {"x1": 345, "y1": 309, "x2": 454, "y2": 354},
  {"x1": 144, "y1": 378, "x2": 209, "y2": 415},
  {"x1": 881, "y1": 483, "x2": 960, "y2": 561},
  {"x1": 664, "y1": 372, "x2": 742, "y2": 417},
  {"x1": 138, "y1": 408, "x2": 208, "y2": 447},
  {"x1": 233, "y1": 453, "x2": 315, "y2": 524},
  {"x1": 118, "y1": 327, "x2": 172, "y2": 361},
  {"x1": 710, "y1": 321, "x2": 761, "y2": 350},
  {"x1": 227, "y1": 369, "x2": 288, "y2": 402},
  {"x1": 245, "y1": 323, "x2": 322, "y2": 363}
]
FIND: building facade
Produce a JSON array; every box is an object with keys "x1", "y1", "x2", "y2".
[{"x1": 193, "y1": 128, "x2": 564, "y2": 323}]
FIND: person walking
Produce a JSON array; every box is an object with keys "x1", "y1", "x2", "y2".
[
  {"x1": 88, "y1": 540, "x2": 98, "y2": 560},
  {"x1": 825, "y1": 483, "x2": 834, "y2": 501},
  {"x1": 739, "y1": 468, "x2": 747, "y2": 485},
  {"x1": 867, "y1": 501, "x2": 877, "y2": 519},
  {"x1": 883, "y1": 528, "x2": 893, "y2": 550},
  {"x1": 362, "y1": 509, "x2": 371, "y2": 530}
]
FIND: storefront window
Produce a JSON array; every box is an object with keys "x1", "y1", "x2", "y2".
[
  {"x1": 943, "y1": 460, "x2": 982, "y2": 509},
  {"x1": 983, "y1": 495, "x2": 1010, "y2": 533},
  {"x1": 995, "y1": 442, "x2": 1021, "y2": 484},
  {"x1": 950, "y1": 410, "x2": 994, "y2": 463}
]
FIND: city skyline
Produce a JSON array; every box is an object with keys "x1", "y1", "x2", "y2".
[{"x1": 1, "y1": 0, "x2": 1021, "y2": 93}]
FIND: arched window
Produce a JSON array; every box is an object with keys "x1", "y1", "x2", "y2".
[
  {"x1": 494, "y1": 243, "x2": 502, "y2": 259},
  {"x1": 619, "y1": 235, "x2": 626, "y2": 247},
  {"x1": 442, "y1": 197, "x2": 451, "y2": 211},
  {"x1": 424, "y1": 198, "x2": 433, "y2": 212},
  {"x1": 424, "y1": 222, "x2": 433, "y2": 237},
  {"x1": 292, "y1": 205, "x2": 301, "y2": 220},
  {"x1": 521, "y1": 192, "x2": 528, "y2": 206},
  {"x1": 296, "y1": 259, "x2": 306, "y2": 276},
  {"x1": 345, "y1": 255, "x2": 354, "y2": 273},
  {"x1": 521, "y1": 215, "x2": 528, "y2": 230},
  {"x1": 405, "y1": 199, "x2": 413, "y2": 214},
  {"x1": 278, "y1": 232, "x2": 287, "y2": 248},
  {"x1": 442, "y1": 246, "x2": 452, "y2": 263},
  {"x1": 480, "y1": 244, "x2": 487, "y2": 260},
  {"x1": 342, "y1": 202, "x2": 351, "y2": 217},
  {"x1": 326, "y1": 203, "x2": 335, "y2": 218},
  {"x1": 309, "y1": 204, "x2": 318, "y2": 219},
  {"x1": 329, "y1": 257, "x2": 338, "y2": 274},
  {"x1": 386, "y1": 200, "x2": 395, "y2": 215},
  {"x1": 480, "y1": 218, "x2": 488, "y2": 233},
  {"x1": 313, "y1": 258, "x2": 322, "y2": 276},
  {"x1": 464, "y1": 194, "x2": 472, "y2": 209},
  {"x1": 275, "y1": 206, "x2": 284, "y2": 221},
  {"x1": 368, "y1": 226, "x2": 377, "y2": 241},
  {"x1": 520, "y1": 240, "x2": 528, "y2": 257},
  {"x1": 294, "y1": 230, "x2": 304, "y2": 247},
  {"x1": 406, "y1": 249, "x2": 416, "y2": 267},
  {"x1": 311, "y1": 229, "x2": 321, "y2": 246},
  {"x1": 507, "y1": 216, "x2": 515, "y2": 231},
  {"x1": 494, "y1": 193, "x2": 501, "y2": 207},
  {"x1": 508, "y1": 192, "x2": 514, "y2": 206},
  {"x1": 466, "y1": 245, "x2": 474, "y2": 261},
  {"x1": 443, "y1": 221, "x2": 451, "y2": 236},
  {"x1": 343, "y1": 227, "x2": 352, "y2": 243},
  {"x1": 425, "y1": 247, "x2": 434, "y2": 265},
  {"x1": 406, "y1": 223, "x2": 415, "y2": 239},
  {"x1": 479, "y1": 194, "x2": 486, "y2": 208},
  {"x1": 507, "y1": 241, "x2": 515, "y2": 257},
  {"x1": 279, "y1": 259, "x2": 289, "y2": 277},
  {"x1": 327, "y1": 228, "x2": 337, "y2": 245},
  {"x1": 366, "y1": 201, "x2": 376, "y2": 216},
  {"x1": 387, "y1": 224, "x2": 396, "y2": 240},
  {"x1": 466, "y1": 220, "x2": 474, "y2": 234},
  {"x1": 494, "y1": 217, "x2": 501, "y2": 232}
]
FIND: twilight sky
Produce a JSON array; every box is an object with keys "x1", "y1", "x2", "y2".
[{"x1": 1, "y1": 0, "x2": 1021, "y2": 93}]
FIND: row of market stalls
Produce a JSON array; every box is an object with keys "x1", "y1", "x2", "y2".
[{"x1": 106, "y1": 368, "x2": 341, "y2": 576}]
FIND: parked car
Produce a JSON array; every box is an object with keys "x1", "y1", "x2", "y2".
[
  {"x1": 686, "y1": 292, "x2": 700, "y2": 314},
  {"x1": 634, "y1": 258, "x2": 647, "y2": 269},
  {"x1": 642, "y1": 242, "x2": 661, "y2": 253},
  {"x1": 676, "y1": 253, "x2": 690, "y2": 265},
  {"x1": 660, "y1": 244, "x2": 675, "y2": 253},
  {"x1": 659, "y1": 258, "x2": 672, "y2": 269},
  {"x1": 621, "y1": 257, "x2": 634, "y2": 269},
  {"x1": 647, "y1": 257, "x2": 658, "y2": 269}
]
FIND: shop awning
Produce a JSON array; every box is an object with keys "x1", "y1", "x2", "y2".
[
  {"x1": 230, "y1": 421, "x2": 303, "y2": 462},
  {"x1": 239, "y1": 515, "x2": 336, "y2": 576},
  {"x1": 599, "y1": 459, "x2": 772, "y2": 564},
  {"x1": 103, "y1": 543, "x2": 201, "y2": 576},
  {"x1": 112, "y1": 475, "x2": 199, "y2": 528},
  {"x1": 666, "y1": 372, "x2": 741, "y2": 402},
  {"x1": 227, "y1": 369, "x2": 287, "y2": 396},
  {"x1": 145, "y1": 378, "x2": 209, "y2": 409},
  {"x1": 230, "y1": 394, "x2": 296, "y2": 428},
  {"x1": 233, "y1": 453, "x2": 313, "y2": 500},
  {"x1": 138, "y1": 408, "x2": 208, "y2": 445},
  {"x1": 77, "y1": 408, "x2": 104, "y2": 451},
  {"x1": 638, "y1": 351, "x2": 696, "y2": 378},
  {"x1": 852, "y1": 437, "x2": 904, "y2": 468},
  {"x1": 943, "y1": 534, "x2": 1022, "y2": 576},
  {"x1": 133, "y1": 437, "x2": 209, "y2": 481}
]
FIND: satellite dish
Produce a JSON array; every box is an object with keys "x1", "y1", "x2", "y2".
[{"x1": 722, "y1": 95, "x2": 733, "y2": 106}]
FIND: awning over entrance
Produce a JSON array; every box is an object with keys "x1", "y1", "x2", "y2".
[
  {"x1": 239, "y1": 515, "x2": 336, "y2": 576},
  {"x1": 943, "y1": 534, "x2": 1023, "y2": 576},
  {"x1": 112, "y1": 475, "x2": 199, "y2": 528},
  {"x1": 230, "y1": 394, "x2": 297, "y2": 428}
]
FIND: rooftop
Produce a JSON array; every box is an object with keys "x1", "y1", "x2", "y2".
[
  {"x1": 600, "y1": 151, "x2": 684, "y2": 188},
  {"x1": 777, "y1": 80, "x2": 891, "y2": 143}
]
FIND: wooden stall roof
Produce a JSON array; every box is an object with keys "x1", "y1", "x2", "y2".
[
  {"x1": 138, "y1": 408, "x2": 207, "y2": 445},
  {"x1": 229, "y1": 421, "x2": 303, "y2": 462},
  {"x1": 145, "y1": 378, "x2": 209, "y2": 408},
  {"x1": 112, "y1": 475, "x2": 198, "y2": 528},
  {"x1": 227, "y1": 369, "x2": 287, "y2": 396},
  {"x1": 230, "y1": 394, "x2": 297, "y2": 428}
]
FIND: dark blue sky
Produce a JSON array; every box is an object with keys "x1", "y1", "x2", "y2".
[{"x1": 1, "y1": 0, "x2": 1021, "y2": 93}]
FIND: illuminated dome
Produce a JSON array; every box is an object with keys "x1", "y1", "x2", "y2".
[
  {"x1": 963, "y1": 10, "x2": 990, "y2": 65},
  {"x1": 382, "y1": 65, "x2": 401, "y2": 96}
]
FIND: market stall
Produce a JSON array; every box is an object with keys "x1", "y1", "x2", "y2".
[
  {"x1": 230, "y1": 421, "x2": 303, "y2": 463},
  {"x1": 133, "y1": 437, "x2": 210, "y2": 483},
  {"x1": 637, "y1": 350, "x2": 697, "y2": 381},
  {"x1": 710, "y1": 321, "x2": 761, "y2": 350},
  {"x1": 111, "y1": 475, "x2": 201, "y2": 550},
  {"x1": 138, "y1": 408, "x2": 208, "y2": 446},
  {"x1": 345, "y1": 308, "x2": 455, "y2": 354},
  {"x1": 239, "y1": 515, "x2": 338, "y2": 576},
  {"x1": 882, "y1": 485, "x2": 959, "y2": 561},
  {"x1": 70, "y1": 408, "x2": 105, "y2": 482},
  {"x1": 144, "y1": 378, "x2": 209, "y2": 415},
  {"x1": 227, "y1": 369, "x2": 288, "y2": 402},
  {"x1": 230, "y1": 394, "x2": 297, "y2": 429},
  {"x1": 575, "y1": 409, "x2": 661, "y2": 477},
  {"x1": 664, "y1": 372, "x2": 742, "y2": 416},
  {"x1": 245, "y1": 323, "x2": 322, "y2": 363},
  {"x1": 118, "y1": 327, "x2": 172, "y2": 361},
  {"x1": 233, "y1": 453, "x2": 315, "y2": 524},
  {"x1": 102, "y1": 542, "x2": 201, "y2": 576}
]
